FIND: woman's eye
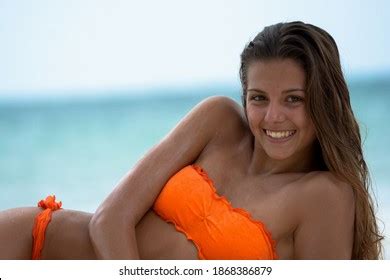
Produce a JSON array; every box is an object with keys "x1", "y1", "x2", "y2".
[
  {"x1": 287, "y1": 96, "x2": 303, "y2": 103},
  {"x1": 251, "y1": 95, "x2": 266, "y2": 101}
]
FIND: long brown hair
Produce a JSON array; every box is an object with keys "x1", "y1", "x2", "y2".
[{"x1": 239, "y1": 21, "x2": 384, "y2": 259}]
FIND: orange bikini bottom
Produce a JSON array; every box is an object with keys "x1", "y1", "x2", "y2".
[{"x1": 31, "y1": 195, "x2": 62, "y2": 260}]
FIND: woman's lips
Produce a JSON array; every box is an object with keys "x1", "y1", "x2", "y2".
[{"x1": 263, "y1": 129, "x2": 297, "y2": 143}]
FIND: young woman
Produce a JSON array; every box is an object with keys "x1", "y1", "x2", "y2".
[{"x1": 0, "y1": 21, "x2": 383, "y2": 260}]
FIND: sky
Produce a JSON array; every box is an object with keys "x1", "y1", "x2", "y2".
[{"x1": 0, "y1": 0, "x2": 389, "y2": 97}]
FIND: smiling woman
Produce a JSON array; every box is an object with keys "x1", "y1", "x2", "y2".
[
  {"x1": 239, "y1": 22, "x2": 384, "y2": 259},
  {"x1": 0, "y1": 21, "x2": 384, "y2": 260},
  {"x1": 245, "y1": 59, "x2": 317, "y2": 165}
]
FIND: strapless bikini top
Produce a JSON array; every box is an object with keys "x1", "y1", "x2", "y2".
[{"x1": 153, "y1": 165, "x2": 278, "y2": 260}]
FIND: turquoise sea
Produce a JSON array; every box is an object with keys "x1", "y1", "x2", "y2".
[{"x1": 0, "y1": 79, "x2": 389, "y2": 259}]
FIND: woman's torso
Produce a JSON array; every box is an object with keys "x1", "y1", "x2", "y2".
[
  {"x1": 134, "y1": 100, "x2": 318, "y2": 260},
  {"x1": 38, "y1": 98, "x2": 323, "y2": 260}
]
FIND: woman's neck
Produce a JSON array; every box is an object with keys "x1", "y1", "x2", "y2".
[{"x1": 246, "y1": 136, "x2": 317, "y2": 176}]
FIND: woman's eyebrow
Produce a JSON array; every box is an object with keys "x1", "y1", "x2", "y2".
[{"x1": 247, "y1": 88, "x2": 305, "y2": 94}]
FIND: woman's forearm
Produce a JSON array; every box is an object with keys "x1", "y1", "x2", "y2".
[
  {"x1": 88, "y1": 167, "x2": 152, "y2": 259},
  {"x1": 89, "y1": 163, "x2": 153, "y2": 259}
]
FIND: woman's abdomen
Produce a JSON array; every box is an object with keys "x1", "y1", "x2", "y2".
[
  {"x1": 47, "y1": 208, "x2": 199, "y2": 259},
  {"x1": 135, "y1": 210, "x2": 199, "y2": 259}
]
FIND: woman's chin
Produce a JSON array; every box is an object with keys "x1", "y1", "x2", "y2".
[{"x1": 265, "y1": 150, "x2": 292, "y2": 161}]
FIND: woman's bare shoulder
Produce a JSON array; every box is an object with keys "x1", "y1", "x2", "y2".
[
  {"x1": 287, "y1": 170, "x2": 355, "y2": 224},
  {"x1": 200, "y1": 95, "x2": 248, "y2": 140},
  {"x1": 299, "y1": 171, "x2": 354, "y2": 201},
  {"x1": 297, "y1": 171, "x2": 355, "y2": 228},
  {"x1": 200, "y1": 95, "x2": 246, "y2": 121}
]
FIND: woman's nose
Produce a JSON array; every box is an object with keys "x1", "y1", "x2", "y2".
[{"x1": 264, "y1": 102, "x2": 285, "y2": 123}]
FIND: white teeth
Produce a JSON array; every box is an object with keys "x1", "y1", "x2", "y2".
[{"x1": 265, "y1": 130, "x2": 295, "y2": 139}]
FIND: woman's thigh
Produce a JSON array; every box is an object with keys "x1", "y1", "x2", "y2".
[
  {"x1": 0, "y1": 207, "x2": 97, "y2": 259},
  {"x1": 0, "y1": 207, "x2": 41, "y2": 259}
]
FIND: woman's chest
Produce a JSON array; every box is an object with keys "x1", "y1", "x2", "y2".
[{"x1": 193, "y1": 142, "x2": 305, "y2": 258}]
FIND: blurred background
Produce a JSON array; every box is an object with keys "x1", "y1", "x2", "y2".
[{"x1": 0, "y1": 0, "x2": 389, "y2": 258}]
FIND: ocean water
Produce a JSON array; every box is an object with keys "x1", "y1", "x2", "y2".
[{"x1": 0, "y1": 81, "x2": 389, "y2": 259}]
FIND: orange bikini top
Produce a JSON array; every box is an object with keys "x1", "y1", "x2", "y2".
[{"x1": 153, "y1": 165, "x2": 278, "y2": 260}]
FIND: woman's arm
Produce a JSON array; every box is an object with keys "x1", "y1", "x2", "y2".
[
  {"x1": 293, "y1": 173, "x2": 355, "y2": 259},
  {"x1": 89, "y1": 96, "x2": 239, "y2": 259}
]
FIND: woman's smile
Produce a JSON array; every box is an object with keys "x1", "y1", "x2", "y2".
[{"x1": 263, "y1": 129, "x2": 297, "y2": 143}]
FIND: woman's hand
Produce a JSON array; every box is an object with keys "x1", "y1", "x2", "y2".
[{"x1": 88, "y1": 96, "x2": 238, "y2": 259}]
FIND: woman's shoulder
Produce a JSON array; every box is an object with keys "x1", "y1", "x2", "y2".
[
  {"x1": 197, "y1": 95, "x2": 249, "y2": 138},
  {"x1": 295, "y1": 171, "x2": 355, "y2": 216},
  {"x1": 301, "y1": 171, "x2": 354, "y2": 195},
  {"x1": 172, "y1": 95, "x2": 246, "y2": 148},
  {"x1": 199, "y1": 95, "x2": 246, "y2": 121}
]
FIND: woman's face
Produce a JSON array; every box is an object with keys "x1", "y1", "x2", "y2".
[{"x1": 245, "y1": 58, "x2": 317, "y2": 160}]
